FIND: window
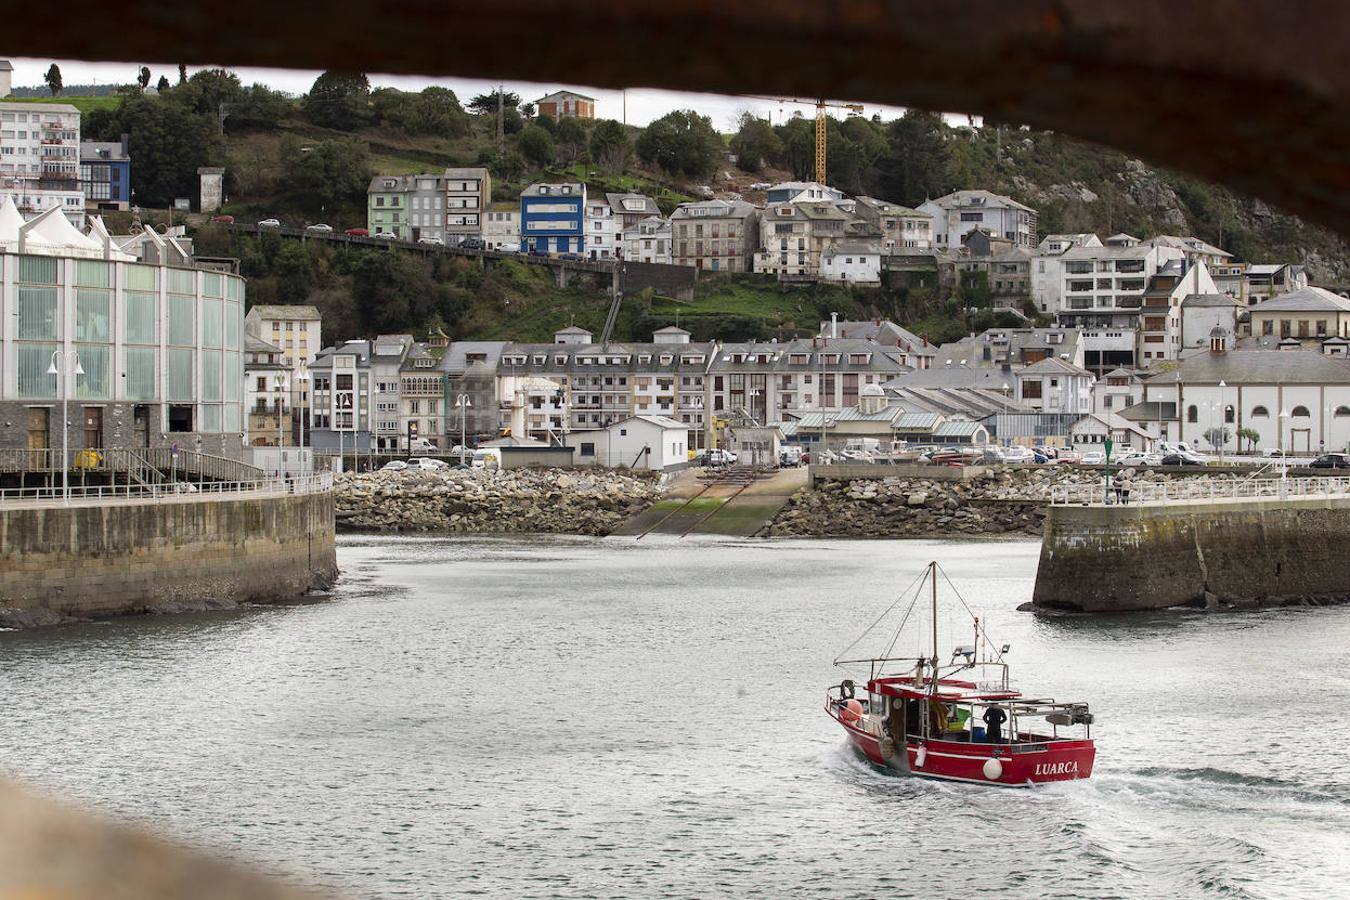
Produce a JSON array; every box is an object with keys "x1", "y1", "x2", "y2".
[
  {"x1": 1336, "y1": 406, "x2": 1350, "y2": 417},
  {"x1": 1292, "y1": 405, "x2": 1310, "y2": 417},
  {"x1": 1251, "y1": 406, "x2": 1269, "y2": 418}
]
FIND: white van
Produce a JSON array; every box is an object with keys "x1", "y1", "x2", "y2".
[{"x1": 408, "y1": 437, "x2": 438, "y2": 453}]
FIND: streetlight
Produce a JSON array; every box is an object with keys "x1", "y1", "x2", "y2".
[
  {"x1": 1001, "y1": 381, "x2": 1010, "y2": 448},
  {"x1": 297, "y1": 369, "x2": 310, "y2": 471},
  {"x1": 1278, "y1": 408, "x2": 1290, "y2": 488},
  {"x1": 1218, "y1": 380, "x2": 1226, "y2": 463},
  {"x1": 455, "y1": 394, "x2": 472, "y2": 465},
  {"x1": 45, "y1": 349, "x2": 84, "y2": 504}
]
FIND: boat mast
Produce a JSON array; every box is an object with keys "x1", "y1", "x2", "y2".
[{"x1": 930, "y1": 561, "x2": 938, "y2": 679}]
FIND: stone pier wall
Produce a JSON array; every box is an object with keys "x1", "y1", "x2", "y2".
[
  {"x1": 1033, "y1": 496, "x2": 1350, "y2": 613},
  {"x1": 0, "y1": 491, "x2": 337, "y2": 626}
]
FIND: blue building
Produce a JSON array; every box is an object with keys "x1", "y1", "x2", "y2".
[
  {"x1": 79, "y1": 135, "x2": 131, "y2": 211},
  {"x1": 520, "y1": 182, "x2": 586, "y2": 255}
]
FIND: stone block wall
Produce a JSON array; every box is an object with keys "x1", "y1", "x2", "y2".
[
  {"x1": 1033, "y1": 496, "x2": 1350, "y2": 612},
  {"x1": 0, "y1": 491, "x2": 336, "y2": 622}
]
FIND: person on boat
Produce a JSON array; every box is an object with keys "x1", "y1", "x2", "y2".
[{"x1": 982, "y1": 706, "x2": 1008, "y2": 743}]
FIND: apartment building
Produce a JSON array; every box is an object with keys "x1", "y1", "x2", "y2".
[
  {"x1": 244, "y1": 303, "x2": 321, "y2": 413},
  {"x1": 1136, "y1": 259, "x2": 1221, "y2": 364},
  {"x1": 442, "y1": 341, "x2": 508, "y2": 441},
  {"x1": 752, "y1": 200, "x2": 849, "y2": 278},
  {"x1": 1246, "y1": 264, "x2": 1309, "y2": 305},
  {"x1": 622, "y1": 216, "x2": 672, "y2": 264},
  {"x1": 1145, "y1": 235, "x2": 1232, "y2": 270},
  {"x1": 820, "y1": 241, "x2": 882, "y2": 285},
  {"x1": 399, "y1": 341, "x2": 445, "y2": 449},
  {"x1": 1014, "y1": 356, "x2": 1095, "y2": 414},
  {"x1": 483, "y1": 202, "x2": 519, "y2": 251},
  {"x1": 309, "y1": 333, "x2": 438, "y2": 452},
  {"x1": 367, "y1": 174, "x2": 409, "y2": 238},
  {"x1": 1249, "y1": 287, "x2": 1350, "y2": 341},
  {"x1": 79, "y1": 135, "x2": 131, "y2": 212},
  {"x1": 520, "y1": 182, "x2": 586, "y2": 255},
  {"x1": 245, "y1": 333, "x2": 292, "y2": 446},
  {"x1": 1053, "y1": 242, "x2": 1185, "y2": 373},
  {"x1": 585, "y1": 195, "x2": 617, "y2": 259},
  {"x1": 852, "y1": 196, "x2": 933, "y2": 252},
  {"x1": 918, "y1": 189, "x2": 1037, "y2": 250},
  {"x1": 670, "y1": 199, "x2": 758, "y2": 272},
  {"x1": 1210, "y1": 260, "x2": 1249, "y2": 305},
  {"x1": 0, "y1": 101, "x2": 83, "y2": 226},
  {"x1": 534, "y1": 90, "x2": 595, "y2": 120},
  {"x1": 1032, "y1": 233, "x2": 1102, "y2": 313},
  {"x1": 443, "y1": 167, "x2": 490, "y2": 243}
]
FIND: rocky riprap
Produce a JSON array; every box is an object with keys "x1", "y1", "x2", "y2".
[
  {"x1": 334, "y1": 468, "x2": 662, "y2": 535},
  {"x1": 761, "y1": 467, "x2": 1245, "y2": 538}
]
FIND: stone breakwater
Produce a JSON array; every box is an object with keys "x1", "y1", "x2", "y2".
[
  {"x1": 334, "y1": 468, "x2": 662, "y2": 535},
  {"x1": 761, "y1": 467, "x2": 1242, "y2": 538}
]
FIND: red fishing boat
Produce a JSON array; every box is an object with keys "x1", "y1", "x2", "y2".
[{"x1": 826, "y1": 562, "x2": 1095, "y2": 787}]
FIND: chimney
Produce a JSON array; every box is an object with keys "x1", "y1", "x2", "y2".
[{"x1": 831, "y1": 312, "x2": 839, "y2": 338}]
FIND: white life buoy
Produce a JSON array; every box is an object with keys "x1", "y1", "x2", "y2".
[
  {"x1": 915, "y1": 746, "x2": 927, "y2": 768},
  {"x1": 982, "y1": 757, "x2": 1003, "y2": 781}
]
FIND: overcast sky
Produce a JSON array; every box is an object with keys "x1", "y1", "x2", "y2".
[{"x1": 6, "y1": 57, "x2": 928, "y2": 130}]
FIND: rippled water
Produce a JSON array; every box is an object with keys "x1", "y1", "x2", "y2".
[{"x1": 2, "y1": 535, "x2": 1349, "y2": 899}]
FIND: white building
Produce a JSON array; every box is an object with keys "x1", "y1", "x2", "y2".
[
  {"x1": 1137, "y1": 258, "x2": 1221, "y2": 365},
  {"x1": 1179, "y1": 293, "x2": 1244, "y2": 350},
  {"x1": 244, "y1": 304, "x2": 321, "y2": 413},
  {"x1": 0, "y1": 198, "x2": 246, "y2": 455},
  {"x1": 918, "y1": 189, "x2": 1037, "y2": 251},
  {"x1": 1015, "y1": 356, "x2": 1095, "y2": 414},
  {"x1": 820, "y1": 241, "x2": 882, "y2": 285},
  {"x1": 1032, "y1": 233, "x2": 1101, "y2": 314},
  {"x1": 585, "y1": 196, "x2": 618, "y2": 259},
  {"x1": 1069, "y1": 412, "x2": 1153, "y2": 451},
  {"x1": 1092, "y1": 367, "x2": 1145, "y2": 416},
  {"x1": 1130, "y1": 329, "x2": 1350, "y2": 454},
  {"x1": 622, "y1": 216, "x2": 671, "y2": 264},
  {"x1": 0, "y1": 60, "x2": 12, "y2": 99},
  {"x1": 245, "y1": 333, "x2": 292, "y2": 446},
  {"x1": 483, "y1": 202, "x2": 519, "y2": 252},
  {"x1": 852, "y1": 196, "x2": 933, "y2": 252},
  {"x1": 764, "y1": 181, "x2": 844, "y2": 204},
  {"x1": 564, "y1": 414, "x2": 688, "y2": 470},
  {"x1": 0, "y1": 101, "x2": 84, "y2": 226}
]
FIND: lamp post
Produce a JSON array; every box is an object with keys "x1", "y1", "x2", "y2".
[
  {"x1": 1001, "y1": 381, "x2": 1010, "y2": 447},
  {"x1": 297, "y1": 369, "x2": 310, "y2": 472},
  {"x1": 1278, "y1": 407, "x2": 1290, "y2": 490},
  {"x1": 46, "y1": 350, "x2": 84, "y2": 504},
  {"x1": 455, "y1": 394, "x2": 472, "y2": 465},
  {"x1": 1218, "y1": 380, "x2": 1226, "y2": 463}
]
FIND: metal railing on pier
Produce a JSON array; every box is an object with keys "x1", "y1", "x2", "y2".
[
  {"x1": 0, "y1": 473, "x2": 333, "y2": 507},
  {"x1": 1049, "y1": 475, "x2": 1350, "y2": 507},
  {"x1": 0, "y1": 447, "x2": 263, "y2": 484}
]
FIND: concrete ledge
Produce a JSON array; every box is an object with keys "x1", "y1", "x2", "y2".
[
  {"x1": 1033, "y1": 495, "x2": 1350, "y2": 612},
  {"x1": 810, "y1": 464, "x2": 986, "y2": 483}
]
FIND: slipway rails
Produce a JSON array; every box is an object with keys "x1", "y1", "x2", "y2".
[{"x1": 614, "y1": 465, "x2": 807, "y2": 538}]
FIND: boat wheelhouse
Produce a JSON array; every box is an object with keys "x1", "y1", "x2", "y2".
[{"x1": 825, "y1": 562, "x2": 1096, "y2": 786}]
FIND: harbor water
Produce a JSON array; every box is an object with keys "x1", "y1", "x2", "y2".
[{"x1": 2, "y1": 535, "x2": 1348, "y2": 899}]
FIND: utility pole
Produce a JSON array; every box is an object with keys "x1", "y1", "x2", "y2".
[{"x1": 496, "y1": 84, "x2": 504, "y2": 157}]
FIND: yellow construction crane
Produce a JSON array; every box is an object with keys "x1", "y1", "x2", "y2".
[{"x1": 746, "y1": 97, "x2": 866, "y2": 185}]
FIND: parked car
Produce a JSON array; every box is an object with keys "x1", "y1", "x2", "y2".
[
  {"x1": 1114, "y1": 449, "x2": 1149, "y2": 466},
  {"x1": 471, "y1": 448, "x2": 500, "y2": 469},
  {"x1": 979, "y1": 446, "x2": 1006, "y2": 464},
  {"x1": 1263, "y1": 447, "x2": 1287, "y2": 458},
  {"x1": 417, "y1": 236, "x2": 444, "y2": 245},
  {"x1": 702, "y1": 448, "x2": 738, "y2": 467},
  {"x1": 209, "y1": 214, "x2": 235, "y2": 224},
  {"x1": 1054, "y1": 449, "x2": 1082, "y2": 464},
  {"x1": 1031, "y1": 448, "x2": 1053, "y2": 464},
  {"x1": 779, "y1": 446, "x2": 804, "y2": 468},
  {"x1": 1160, "y1": 451, "x2": 1206, "y2": 466},
  {"x1": 344, "y1": 227, "x2": 369, "y2": 236},
  {"x1": 306, "y1": 223, "x2": 333, "y2": 233},
  {"x1": 1310, "y1": 453, "x2": 1350, "y2": 469},
  {"x1": 749, "y1": 182, "x2": 772, "y2": 191},
  {"x1": 1080, "y1": 450, "x2": 1107, "y2": 466},
  {"x1": 1002, "y1": 446, "x2": 1034, "y2": 464},
  {"x1": 257, "y1": 218, "x2": 281, "y2": 228},
  {"x1": 380, "y1": 460, "x2": 408, "y2": 472},
  {"x1": 410, "y1": 457, "x2": 448, "y2": 470},
  {"x1": 459, "y1": 237, "x2": 485, "y2": 250},
  {"x1": 373, "y1": 232, "x2": 397, "y2": 240}
]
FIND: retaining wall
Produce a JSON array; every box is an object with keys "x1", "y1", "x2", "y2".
[
  {"x1": 0, "y1": 491, "x2": 337, "y2": 622},
  {"x1": 1033, "y1": 496, "x2": 1350, "y2": 612}
]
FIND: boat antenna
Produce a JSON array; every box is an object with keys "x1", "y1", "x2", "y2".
[
  {"x1": 930, "y1": 561, "x2": 939, "y2": 681},
  {"x1": 934, "y1": 562, "x2": 1007, "y2": 665}
]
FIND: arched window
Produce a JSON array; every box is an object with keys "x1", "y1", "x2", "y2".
[
  {"x1": 1224, "y1": 405, "x2": 1235, "y2": 424},
  {"x1": 1252, "y1": 406, "x2": 1269, "y2": 418},
  {"x1": 1336, "y1": 406, "x2": 1350, "y2": 418},
  {"x1": 1187, "y1": 404, "x2": 1198, "y2": 423},
  {"x1": 1293, "y1": 405, "x2": 1311, "y2": 417}
]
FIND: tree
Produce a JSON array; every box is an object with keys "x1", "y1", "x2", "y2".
[
  {"x1": 137, "y1": 66, "x2": 151, "y2": 92},
  {"x1": 468, "y1": 90, "x2": 520, "y2": 115},
  {"x1": 303, "y1": 71, "x2": 372, "y2": 130},
  {"x1": 93, "y1": 95, "x2": 223, "y2": 205},
  {"x1": 518, "y1": 125, "x2": 555, "y2": 168},
  {"x1": 44, "y1": 64, "x2": 62, "y2": 97},
  {"x1": 1237, "y1": 427, "x2": 1260, "y2": 452},
  {"x1": 156, "y1": 75, "x2": 170, "y2": 93},
  {"x1": 178, "y1": 64, "x2": 188, "y2": 85},
  {"x1": 555, "y1": 116, "x2": 588, "y2": 165},
  {"x1": 278, "y1": 135, "x2": 372, "y2": 216},
  {"x1": 177, "y1": 68, "x2": 245, "y2": 119},
  {"x1": 874, "y1": 110, "x2": 954, "y2": 207},
  {"x1": 228, "y1": 84, "x2": 293, "y2": 132},
  {"x1": 635, "y1": 109, "x2": 721, "y2": 179},
  {"x1": 272, "y1": 242, "x2": 316, "y2": 301},
  {"x1": 729, "y1": 113, "x2": 782, "y2": 173},
  {"x1": 373, "y1": 86, "x2": 468, "y2": 137},
  {"x1": 776, "y1": 116, "x2": 816, "y2": 180},
  {"x1": 1203, "y1": 426, "x2": 1234, "y2": 451},
  {"x1": 588, "y1": 119, "x2": 631, "y2": 172}
]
